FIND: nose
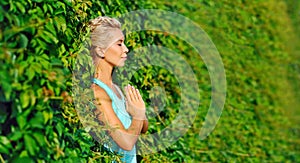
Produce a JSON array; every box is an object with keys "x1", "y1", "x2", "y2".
[{"x1": 124, "y1": 45, "x2": 129, "y2": 54}]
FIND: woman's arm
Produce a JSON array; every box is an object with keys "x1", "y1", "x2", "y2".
[
  {"x1": 93, "y1": 84, "x2": 146, "y2": 151},
  {"x1": 141, "y1": 119, "x2": 148, "y2": 134}
]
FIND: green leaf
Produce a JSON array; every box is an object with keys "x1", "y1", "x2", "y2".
[
  {"x1": 0, "y1": 108, "x2": 7, "y2": 123},
  {"x1": 0, "y1": 143, "x2": 9, "y2": 155},
  {"x1": 11, "y1": 156, "x2": 34, "y2": 163},
  {"x1": 16, "y1": 2, "x2": 25, "y2": 14},
  {"x1": 30, "y1": 93, "x2": 36, "y2": 107},
  {"x1": 56, "y1": 122, "x2": 63, "y2": 137},
  {"x1": 0, "y1": 9, "x2": 3, "y2": 22},
  {"x1": 47, "y1": 3, "x2": 53, "y2": 14},
  {"x1": 36, "y1": 54, "x2": 50, "y2": 69},
  {"x1": 45, "y1": 21, "x2": 56, "y2": 36},
  {"x1": 54, "y1": 87, "x2": 60, "y2": 95},
  {"x1": 32, "y1": 0, "x2": 43, "y2": 3},
  {"x1": 41, "y1": 30, "x2": 58, "y2": 44},
  {"x1": 2, "y1": 80, "x2": 12, "y2": 101},
  {"x1": 35, "y1": 38, "x2": 48, "y2": 50},
  {"x1": 29, "y1": 112, "x2": 44, "y2": 129},
  {"x1": 0, "y1": 136, "x2": 12, "y2": 149},
  {"x1": 19, "y1": 150, "x2": 28, "y2": 157},
  {"x1": 19, "y1": 34, "x2": 28, "y2": 48},
  {"x1": 25, "y1": 66, "x2": 35, "y2": 81},
  {"x1": 58, "y1": 44, "x2": 66, "y2": 57},
  {"x1": 9, "y1": 131, "x2": 23, "y2": 141},
  {"x1": 32, "y1": 132, "x2": 46, "y2": 146},
  {"x1": 31, "y1": 62, "x2": 42, "y2": 74},
  {"x1": 24, "y1": 134, "x2": 37, "y2": 156},
  {"x1": 55, "y1": 16, "x2": 67, "y2": 32},
  {"x1": 16, "y1": 112, "x2": 27, "y2": 129},
  {"x1": 43, "y1": 111, "x2": 53, "y2": 124},
  {"x1": 57, "y1": 1, "x2": 66, "y2": 14},
  {"x1": 20, "y1": 91, "x2": 30, "y2": 109},
  {"x1": 42, "y1": 3, "x2": 48, "y2": 13}
]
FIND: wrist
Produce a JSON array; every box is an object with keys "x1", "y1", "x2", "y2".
[{"x1": 131, "y1": 110, "x2": 146, "y2": 120}]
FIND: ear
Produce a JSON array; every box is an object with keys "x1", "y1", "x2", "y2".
[{"x1": 95, "y1": 47, "x2": 105, "y2": 58}]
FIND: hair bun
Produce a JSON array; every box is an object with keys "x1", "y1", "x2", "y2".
[{"x1": 89, "y1": 16, "x2": 114, "y2": 32}]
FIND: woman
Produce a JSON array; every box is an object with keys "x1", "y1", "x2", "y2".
[{"x1": 89, "y1": 16, "x2": 148, "y2": 163}]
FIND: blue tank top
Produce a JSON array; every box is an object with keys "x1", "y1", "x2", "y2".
[{"x1": 93, "y1": 78, "x2": 137, "y2": 163}]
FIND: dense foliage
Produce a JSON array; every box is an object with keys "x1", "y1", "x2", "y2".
[{"x1": 0, "y1": 0, "x2": 299, "y2": 162}]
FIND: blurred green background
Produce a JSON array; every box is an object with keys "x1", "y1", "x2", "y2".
[{"x1": 0, "y1": 0, "x2": 299, "y2": 162}]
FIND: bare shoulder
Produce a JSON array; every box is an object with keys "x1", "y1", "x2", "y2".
[
  {"x1": 91, "y1": 83, "x2": 124, "y2": 129},
  {"x1": 91, "y1": 83, "x2": 111, "y2": 104}
]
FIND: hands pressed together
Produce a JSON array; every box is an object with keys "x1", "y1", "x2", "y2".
[{"x1": 125, "y1": 84, "x2": 146, "y2": 120}]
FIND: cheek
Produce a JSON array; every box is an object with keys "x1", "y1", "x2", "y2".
[
  {"x1": 106, "y1": 48, "x2": 122, "y2": 61},
  {"x1": 106, "y1": 47, "x2": 116, "y2": 55},
  {"x1": 114, "y1": 47, "x2": 123, "y2": 56}
]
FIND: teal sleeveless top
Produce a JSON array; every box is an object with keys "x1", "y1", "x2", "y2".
[{"x1": 93, "y1": 78, "x2": 137, "y2": 163}]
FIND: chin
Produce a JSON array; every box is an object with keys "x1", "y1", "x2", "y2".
[
  {"x1": 116, "y1": 60, "x2": 126, "y2": 67},
  {"x1": 116, "y1": 63, "x2": 125, "y2": 67}
]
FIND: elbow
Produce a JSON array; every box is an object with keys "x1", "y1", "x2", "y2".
[
  {"x1": 110, "y1": 130, "x2": 137, "y2": 151},
  {"x1": 118, "y1": 142, "x2": 135, "y2": 151}
]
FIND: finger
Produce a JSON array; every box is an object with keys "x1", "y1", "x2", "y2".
[
  {"x1": 125, "y1": 85, "x2": 132, "y2": 103},
  {"x1": 133, "y1": 88, "x2": 140, "y2": 100},
  {"x1": 136, "y1": 88, "x2": 142, "y2": 100},
  {"x1": 128, "y1": 85, "x2": 136, "y2": 102},
  {"x1": 131, "y1": 86, "x2": 139, "y2": 101}
]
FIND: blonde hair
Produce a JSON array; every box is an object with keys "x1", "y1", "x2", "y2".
[{"x1": 89, "y1": 16, "x2": 121, "y2": 61}]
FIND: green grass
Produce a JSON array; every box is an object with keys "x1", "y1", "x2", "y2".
[
  {"x1": 146, "y1": 0, "x2": 300, "y2": 162},
  {"x1": 283, "y1": 0, "x2": 300, "y2": 125}
]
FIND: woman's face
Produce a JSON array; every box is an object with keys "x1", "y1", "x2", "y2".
[{"x1": 103, "y1": 29, "x2": 129, "y2": 67}]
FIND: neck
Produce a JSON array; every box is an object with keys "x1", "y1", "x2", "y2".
[{"x1": 94, "y1": 59, "x2": 114, "y2": 85}]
